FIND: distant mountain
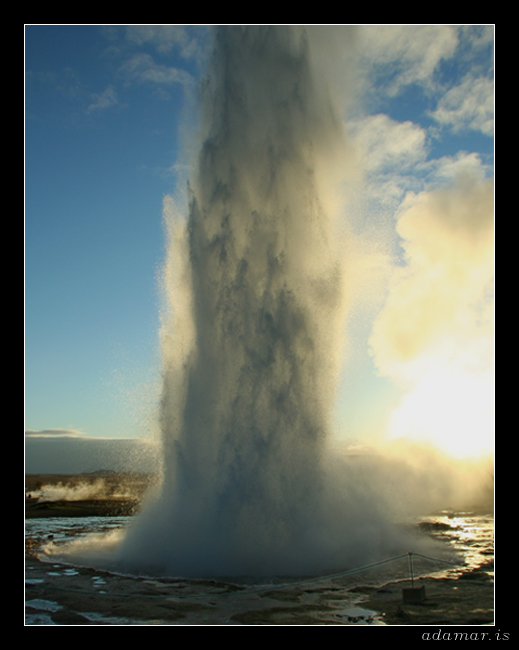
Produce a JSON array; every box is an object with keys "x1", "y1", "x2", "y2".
[{"x1": 25, "y1": 434, "x2": 159, "y2": 474}]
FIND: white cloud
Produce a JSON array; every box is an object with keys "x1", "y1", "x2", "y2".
[
  {"x1": 349, "y1": 113, "x2": 428, "y2": 174},
  {"x1": 345, "y1": 113, "x2": 430, "y2": 230},
  {"x1": 370, "y1": 173, "x2": 494, "y2": 382},
  {"x1": 25, "y1": 428, "x2": 83, "y2": 437},
  {"x1": 346, "y1": 113, "x2": 493, "y2": 238},
  {"x1": 356, "y1": 25, "x2": 459, "y2": 96},
  {"x1": 124, "y1": 25, "x2": 201, "y2": 59},
  {"x1": 429, "y1": 74, "x2": 494, "y2": 136},
  {"x1": 367, "y1": 173, "x2": 494, "y2": 457},
  {"x1": 119, "y1": 53, "x2": 194, "y2": 87},
  {"x1": 426, "y1": 151, "x2": 492, "y2": 186},
  {"x1": 86, "y1": 85, "x2": 118, "y2": 113}
]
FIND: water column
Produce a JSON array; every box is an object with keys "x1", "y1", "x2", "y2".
[{"x1": 121, "y1": 26, "x2": 349, "y2": 577}]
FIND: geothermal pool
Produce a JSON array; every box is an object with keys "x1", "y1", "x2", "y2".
[{"x1": 25, "y1": 509, "x2": 494, "y2": 625}]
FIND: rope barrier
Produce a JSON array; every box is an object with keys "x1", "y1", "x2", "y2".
[
  {"x1": 410, "y1": 551, "x2": 461, "y2": 566},
  {"x1": 28, "y1": 550, "x2": 463, "y2": 600},
  {"x1": 246, "y1": 550, "x2": 462, "y2": 594}
]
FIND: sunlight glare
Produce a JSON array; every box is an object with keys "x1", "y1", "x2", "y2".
[{"x1": 386, "y1": 367, "x2": 494, "y2": 459}]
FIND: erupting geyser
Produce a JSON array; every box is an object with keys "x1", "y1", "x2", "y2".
[{"x1": 117, "y1": 26, "x2": 401, "y2": 577}]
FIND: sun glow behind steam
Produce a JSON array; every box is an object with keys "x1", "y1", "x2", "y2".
[
  {"x1": 370, "y1": 173, "x2": 494, "y2": 461},
  {"x1": 387, "y1": 365, "x2": 494, "y2": 459}
]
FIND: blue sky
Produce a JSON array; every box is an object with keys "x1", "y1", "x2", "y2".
[
  {"x1": 25, "y1": 26, "x2": 205, "y2": 442},
  {"x1": 25, "y1": 25, "x2": 494, "y2": 472}
]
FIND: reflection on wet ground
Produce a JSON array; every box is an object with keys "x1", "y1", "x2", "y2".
[{"x1": 25, "y1": 511, "x2": 493, "y2": 625}]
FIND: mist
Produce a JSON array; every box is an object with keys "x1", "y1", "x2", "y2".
[
  {"x1": 106, "y1": 27, "x2": 405, "y2": 578},
  {"x1": 370, "y1": 173, "x2": 494, "y2": 459},
  {"x1": 95, "y1": 26, "x2": 494, "y2": 579},
  {"x1": 29, "y1": 478, "x2": 138, "y2": 502}
]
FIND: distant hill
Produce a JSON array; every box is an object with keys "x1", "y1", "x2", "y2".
[{"x1": 25, "y1": 435, "x2": 159, "y2": 474}]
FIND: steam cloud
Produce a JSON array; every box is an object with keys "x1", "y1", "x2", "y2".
[
  {"x1": 31, "y1": 479, "x2": 137, "y2": 502},
  {"x1": 371, "y1": 174, "x2": 494, "y2": 377},
  {"x1": 370, "y1": 173, "x2": 494, "y2": 458},
  {"x1": 115, "y1": 26, "x2": 404, "y2": 577},
  {"x1": 111, "y1": 26, "x2": 492, "y2": 578}
]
